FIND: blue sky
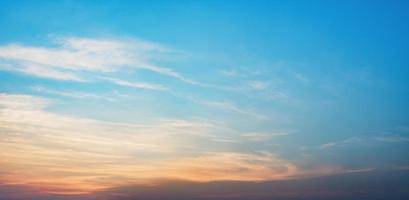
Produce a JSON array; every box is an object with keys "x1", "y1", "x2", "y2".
[{"x1": 0, "y1": 0, "x2": 408, "y2": 199}]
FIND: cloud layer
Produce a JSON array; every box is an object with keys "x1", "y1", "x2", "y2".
[
  {"x1": 0, "y1": 94, "x2": 303, "y2": 195},
  {"x1": 0, "y1": 37, "x2": 190, "y2": 87}
]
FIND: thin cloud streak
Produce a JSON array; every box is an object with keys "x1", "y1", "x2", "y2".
[
  {"x1": 0, "y1": 37, "x2": 194, "y2": 85},
  {"x1": 99, "y1": 77, "x2": 166, "y2": 91},
  {"x1": 241, "y1": 132, "x2": 289, "y2": 141},
  {"x1": 31, "y1": 86, "x2": 117, "y2": 101},
  {"x1": 320, "y1": 135, "x2": 409, "y2": 149},
  {"x1": 197, "y1": 100, "x2": 266, "y2": 119}
]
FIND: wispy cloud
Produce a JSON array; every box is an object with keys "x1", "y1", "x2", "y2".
[
  {"x1": 293, "y1": 72, "x2": 310, "y2": 84},
  {"x1": 31, "y1": 86, "x2": 117, "y2": 101},
  {"x1": 0, "y1": 36, "x2": 193, "y2": 85},
  {"x1": 160, "y1": 151, "x2": 299, "y2": 182},
  {"x1": 320, "y1": 135, "x2": 409, "y2": 149},
  {"x1": 23, "y1": 64, "x2": 85, "y2": 81},
  {"x1": 197, "y1": 100, "x2": 266, "y2": 119},
  {"x1": 0, "y1": 93, "x2": 301, "y2": 194},
  {"x1": 248, "y1": 80, "x2": 270, "y2": 90},
  {"x1": 100, "y1": 77, "x2": 166, "y2": 91},
  {"x1": 320, "y1": 137, "x2": 362, "y2": 149},
  {"x1": 0, "y1": 94, "x2": 373, "y2": 195},
  {"x1": 0, "y1": 93, "x2": 50, "y2": 110},
  {"x1": 241, "y1": 132, "x2": 289, "y2": 141}
]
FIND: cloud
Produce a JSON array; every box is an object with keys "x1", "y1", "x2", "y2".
[
  {"x1": 1, "y1": 94, "x2": 378, "y2": 197},
  {"x1": 241, "y1": 132, "x2": 289, "y2": 142},
  {"x1": 99, "y1": 77, "x2": 166, "y2": 91},
  {"x1": 160, "y1": 151, "x2": 299, "y2": 182},
  {"x1": 293, "y1": 72, "x2": 310, "y2": 84},
  {"x1": 0, "y1": 93, "x2": 301, "y2": 195},
  {"x1": 248, "y1": 80, "x2": 270, "y2": 90},
  {"x1": 320, "y1": 137, "x2": 362, "y2": 149},
  {"x1": 0, "y1": 93, "x2": 50, "y2": 110},
  {"x1": 1, "y1": 168, "x2": 408, "y2": 200},
  {"x1": 23, "y1": 64, "x2": 85, "y2": 81},
  {"x1": 219, "y1": 69, "x2": 243, "y2": 77},
  {"x1": 0, "y1": 36, "x2": 192, "y2": 85},
  {"x1": 197, "y1": 100, "x2": 266, "y2": 119},
  {"x1": 320, "y1": 135, "x2": 409, "y2": 149},
  {"x1": 31, "y1": 86, "x2": 117, "y2": 101}
]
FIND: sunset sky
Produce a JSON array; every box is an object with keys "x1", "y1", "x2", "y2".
[{"x1": 0, "y1": 1, "x2": 409, "y2": 199}]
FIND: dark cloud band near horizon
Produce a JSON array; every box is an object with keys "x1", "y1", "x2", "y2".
[{"x1": 1, "y1": 169, "x2": 408, "y2": 200}]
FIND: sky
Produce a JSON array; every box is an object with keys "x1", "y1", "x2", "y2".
[{"x1": 0, "y1": 0, "x2": 409, "y2": 199}]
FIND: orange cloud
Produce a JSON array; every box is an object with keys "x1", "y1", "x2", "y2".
[{"x1": 0, "y1": 94, "x2": 328, "y2": 195}]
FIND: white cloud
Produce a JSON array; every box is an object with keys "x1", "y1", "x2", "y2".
[
  {"x1": 320, "y1": 137, "x2": 362, "y2": 149},
  {"x1": 31, "y1": 86, "x2": 117, "y2": 101},
  {"x1": 248, "y1": 80, "x2": 270, "y2": 90},
  {"x1": 100, "y1": 77, "x2": 166, "y2": 91},
  {"x1": 220, "y1": 69, "x2": 242, "y2": 77},
  {"x1": 197, "y1": 100, "x2": 266, "y2": 119},
  {"x1": 0, "y1": 93, "x2": 50, "y2": 110},
  {"x1": 0, "y1": 36, "x2": 192, "y2": 85},
  {"x1": 23, "y1": 65, "x2": 85, "y2": 81}
]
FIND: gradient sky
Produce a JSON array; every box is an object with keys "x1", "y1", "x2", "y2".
[{"x1": 0, "y1": 0, "x2": 409, "y2": 199}]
